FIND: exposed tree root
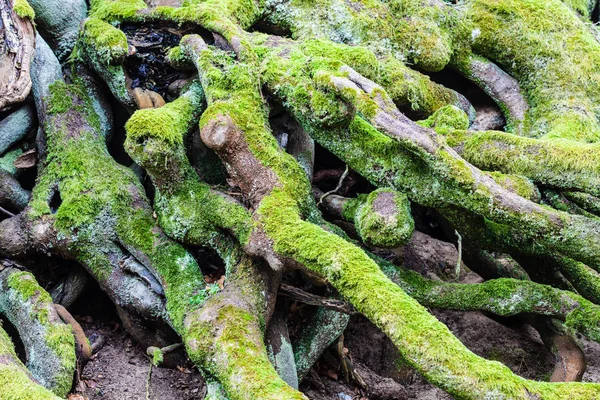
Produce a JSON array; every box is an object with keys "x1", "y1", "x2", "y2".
[
  {"x1": 4, "y1": 0, "x2": 600, "y2": 398},
  {"x1": 0, "y1": 268, "x2": 76, "y2": 397},
  {"x1": 0, "y1": 323, "x2": 61, "y2": 400},
  {"x1": 0, "y1": 0, "x2": 35, "y2": 111}
]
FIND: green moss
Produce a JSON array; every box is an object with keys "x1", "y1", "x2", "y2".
[
  {"x1": 343, "y1": 189, "x2": 414, "y2": 247},
  {"x1": 418, "y1": 105, "x2": 469, "y2": 132},
  {"x1": 81, "y1": 18, "x2": 129, "y2": 66},
  {"x1": 0, "y1": 149, "x2": 23, "y2": 175},
  {"x1": 89, "y1": 0, "x2": 147, "y2": 23},
  {"x1": 486, "y1": 171, "x2": 539, "y2": 201},
  {"x1": 151, "y1": 347, "x2": 164, "y2": 367},
  {"x1": 6, "y1": 271, "x2": 53, "y2": 304},
  {"x1": 2, "y1": 271, "x2": 77, "y2": 397},
  {"x1": 44, "y1": 324, "x2": 76, "y2": 396},
  {"x1": 126, "y1": 85, "x2": 201, "y2": 147},
  {"x1": 186, "y1": 305, "x2": 304, "y2": 399},
  {"x1": 124, "y1": 83, "x2": 254, "y2": 247},
  {"x1": 0, "y1": 355, "x2": 60, "y2": 400},
  {"x1": 448, "y1": 129, "x2": 600, "y2": 197},
  {"x1": 166, "y1": 46, "x2": 194, "y2": 70},
  {"x1": 467, "y1": 0, "x2": 600, "y2": 141},
  {"x1": 12, "y1": 0, "x2": 34, "y2": 19}
]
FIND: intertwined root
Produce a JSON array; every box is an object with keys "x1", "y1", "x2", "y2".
[{"x1": 3, "y1": 0, "x2": 600, "y2": 398}]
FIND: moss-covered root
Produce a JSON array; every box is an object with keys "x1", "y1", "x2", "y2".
[
  {"x1": 78, "y1": 17, "x2": 136, "y2": 109},
  {"x1": 185, "y1": 36, "x2": 600, "y2": 399},
  {"x1": 123, "y1": 82, "x2": 255, "y2": 249},
  {"x1": 122, "y1": 68, "x2": 301, "y2": 399},
  {"x1": 0, "y1": 323, "x2": 61, "y2": 400},
  {"x1": 292, "y1": 307, "x2": 349, "y2": 381},
  {"x1": 298, "y1": 40, "x2": 474, "y2": 119},
  {"x1": 564, "y1": 191, "x2": 600, "y2": 216},
  {"x1": 376, "y1": 258, "x2": 600, "y2": 342},
  {"x1": 455, "y1": 55, "x2": 528, "y2": 134},
  {"x1": 264, "y1": 0, "x2": 474, "y2": 118},
  {"x1": 554, "y1": 257, "x2": 600, "y2": 305},
  {"x1": 0, "y1": 170, "x2": 31, "y2": 213},
  {"x1": 312, "y1": 65, "x2": 600, "y2": 268},
  {"x1": 442, "y1": 127, "x2": 600, "y2": 197},
  {"x1": 467, "y1": 0, "x2": 600, "y2": 142},
  {"x1": 0, "y1": 268, "x2": 76, "y2": 397},
  {"x1": 463, "y1": 248, "x2": 531, "y2": 281},
  {"x1": 319, "y1": 188, "x2": 414, "y2": 248},
  {"x1": 542, "y1": 189, "x2": 597, "y2": 219},
  {"x1": 184, "y1": 249, "x2": 307, "y2": 400},
  {"x1": 27, "y1": 0, "x2": 87, "y2": 61}
]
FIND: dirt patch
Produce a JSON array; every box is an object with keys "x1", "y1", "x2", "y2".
[{"x1": 80, "y1": 321, "x2": 204, "y2": 400}]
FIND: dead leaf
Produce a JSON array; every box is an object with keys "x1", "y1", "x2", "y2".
[
  {"x1": 326, "y1": 369, "x2": 338, "y2": 380},
  {"x1": 177, "y1": 365, "x2": 192, "y2": 374},
  {"x1": 217, "y1": 275, "x2": 226, "y2": 289},
  {"x1": 13, "y1": 149, "x2": 36, "y2": 168}
]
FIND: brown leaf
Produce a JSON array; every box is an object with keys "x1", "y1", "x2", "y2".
[
  {"x1": 217, "y1": 275, "x2": 226, "y2": 289},
  {"x1": 177, "y1": 365, "x2": 192, "y2": 374},
  {"x1": 84, "y1": 379, "x2": 97, "y2": 388},
  {"x1": 13, "y1": 149, "x2": 36, "y2": 168},
  {"x1": 326, "y1": 369, "x2": 338, "y2": 380},
  {"x1": 68, "y1": 394, "x2": 87, "y2": 400}
]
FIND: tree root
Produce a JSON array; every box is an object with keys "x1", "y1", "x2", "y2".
[
  {"x1": 26, "y1": 0, "x2": 87, "y2": 60},
  {"x1": 0, "y1": 0, "x2": 35, "y2": 111},
  {"x1": 9, "y1": 0, "x2": 600, "y2": 398},
  {"x1": 0, "y1": 104, "x2": 36, "y2": 155},
  {"x1": 456, "y1": 55, "x2": 528, "y2": 134},
  {"x1": 54, "y1": 304, "x2": 91, "y2": 363},
  {"x1": 0, "y1": 267, "x2": 76, "y2": 397},
  {"x1": 293, "y1": 308, "x2": 350, "y2": 381},
  {"x1": 0, "y1": 323, "x2": 61, "y2": 400},
  {"x1": 266, "y1": 306, "x2": 299, "y2": 389},
  {"x1": 177, "y1": 33, "x2": 600, "y2": 398}
]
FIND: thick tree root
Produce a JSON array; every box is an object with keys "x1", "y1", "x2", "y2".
[
  {"x1": 176, "y1": 34, "x2": 600, "y2": 399},
  {"x1": 0, "y1": 267, "x2": 76, "y2": 397},
  {"x1": 27, "y1": 0, "x2": 87, "y2": 60},
  {"x1": 123, "y1": 75, "x2": 305, "y2": 399},
  {"x1": 292, "y1": 307, "x2": 350, "y2": 381},
  {"x1": 0, "y1": 0, "x2": 35, "y2": 111},
  {"x1": 260, "y1": 47, "x2": 600, "y2": 269},
  {"x1": 0, "y1": 104, "x2": 36, "y2": 155},
  {"x1": 18, "y1": 0, "x2": 600, "y2": 398},
  {"x1": 456, "y1": 55, "x2": 528, "y2": 134},
  {"x1": 184, "y1": 247, "x2": 305, "y2": 399},
  {"x1": 0, "y1": 324, "x2": 61, "y2": 400}
]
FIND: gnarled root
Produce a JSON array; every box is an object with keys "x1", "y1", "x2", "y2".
[
  {"x1": 0, "y1": 0, "x2": 35, "y2": 111},
  {"x1": 0, "y1": 267, "x2": 76, "y2": 397}
]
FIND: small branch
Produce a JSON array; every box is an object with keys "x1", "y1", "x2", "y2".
[
  {"x1": 279, "y1": 283, "x2": 356, "y2": 315},
  {"x1": 0, "y1": 206, "x2": 15, "y2": 217},
  {"x1": 318, "y1": 165, "x2": 349, "y2": 207},
  {"x1": 455, "y1": 229, "x2": 462, "y2": 280}
]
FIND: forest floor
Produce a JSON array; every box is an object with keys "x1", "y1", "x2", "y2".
[
  {"x1": 78, "y1": 308, "x2": 600, "y2": 400},
  {"x1": 76, "y1": 231, "x2": 600, "y2": 400}
]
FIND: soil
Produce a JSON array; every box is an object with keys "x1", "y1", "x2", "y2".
[{"x1": 80, "y1": 320, "x2": 204, "y2": 400}]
